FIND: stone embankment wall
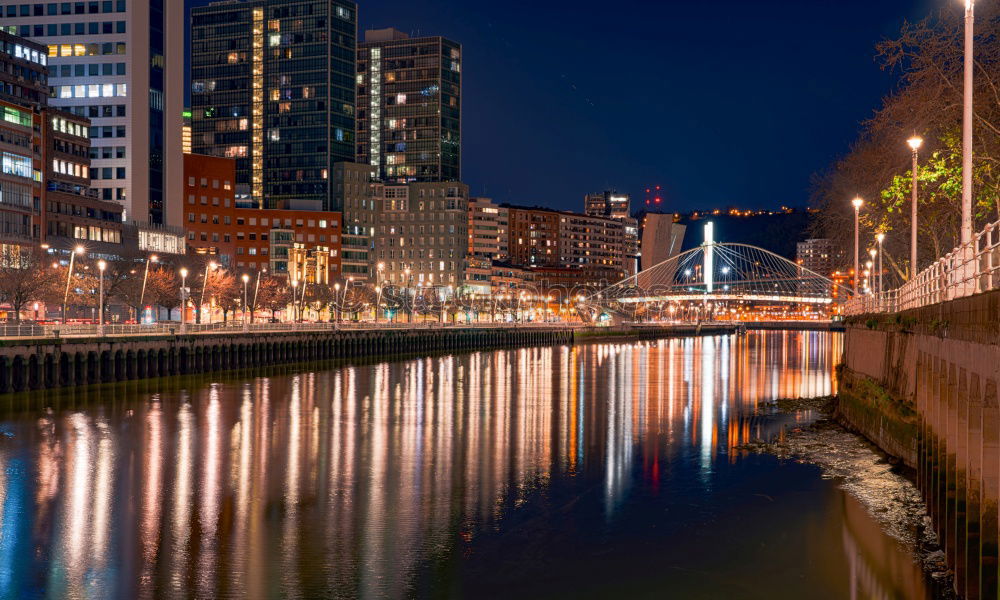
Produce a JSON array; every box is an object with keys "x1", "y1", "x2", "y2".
[
  {"x1": 0, "y1": 327, "x2": 573, "y2": 395},
  {"x1": 842, "y1": 291, "x2": 1000, "y2": 599}
]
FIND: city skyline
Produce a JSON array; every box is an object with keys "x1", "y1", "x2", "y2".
[{"x1": 177, "y1": 0, "x2": 932, "y2": 214}]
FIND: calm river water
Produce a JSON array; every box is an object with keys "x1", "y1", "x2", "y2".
[{"x1": 0, "y1": 331, "x2": 935, "y2": 599}]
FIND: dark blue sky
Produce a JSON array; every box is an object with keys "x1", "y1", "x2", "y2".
[{"x1": 186, "y1": 0, "x2": 936, "y2": 213}]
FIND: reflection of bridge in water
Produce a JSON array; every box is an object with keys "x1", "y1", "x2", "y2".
[{"x1": 585, "y1": 222, "x2": 843, "y2": 320}]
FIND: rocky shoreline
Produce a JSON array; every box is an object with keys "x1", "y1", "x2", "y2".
[{"x1": 737, "y1": 396, "x2": 955, "y2": 598}]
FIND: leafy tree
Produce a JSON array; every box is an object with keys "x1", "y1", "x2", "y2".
[{"x1": 812, "y1": 5, "x2": 1000, "y2": 282}]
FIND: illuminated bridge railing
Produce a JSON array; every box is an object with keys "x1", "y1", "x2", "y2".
[{"x1": 844, "y1": 219, "x2": 1000, "y2": 315}]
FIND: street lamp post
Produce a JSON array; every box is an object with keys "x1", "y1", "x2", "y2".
[
  {"x1": 375, "y1": 263, "x2": 385, "y2": 322},
  {"x1": 344, "y1": 277, "x2": 353, "y2": 321},
  {"x1": 179, "y1": 268, "x2": 189, "y2": 334},
  {"x1": 61, "y1": 245, "x2": 84, "y2": 325},
  {"x1": 97, "y1": 259, "x2": 106, "y2": 335},
  {"x1": 865, "y1": 263, "x2": 873, "y2": 295},
  {"x1": 138, "y1": 254, "x2": 158, "y2": 324},
  {"x1": 334, "y1": 282, "x2": 342, "y2": 323},
  {"x1": 404, "y1": 268, "x2": 412, "y2": 323},
  {"x1": 290, "y1": 279, "x2": 298, "y2": 323},
  {"x1": 876, "y1": 233, "x2": 885, "y2": 294},
  {"x1": 852, "y1": 197, "x2": 863, "y2": 294},
  {"x1": 962, "y1": 0, "x2": 975, "y2": 246},
  {"x1": 907, "y1": 137, "x2": 922, "y2": 278},
  {"x1": 251, "y1": 269, "x2": 264, "y2": 324},
  {"x1": 242, "y1": 274, "x2": 250, "y2": 332},
  {"x1": 198, "y1": 261, "x2": 217, "y2": 325}
]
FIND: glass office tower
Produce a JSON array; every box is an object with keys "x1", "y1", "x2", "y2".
[{"x1": 191, "y1": 0, "x2": 358, "y2": 211}]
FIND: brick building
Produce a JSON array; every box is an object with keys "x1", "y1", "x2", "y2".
[
  {"x1": 504, "y1": 205, "x2": 632, "y2": 286},
  {"x1": 42, "y1": 107, "x2": 126, "y2": 254},
  {"x1": 184, "y1": 154, "x2": 342, "y2": 282}
]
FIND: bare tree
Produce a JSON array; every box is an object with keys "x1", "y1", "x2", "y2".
[
  {"x1": 0, "y1": 248, "x2": 61, "y2": 322},
  {"x1": 812, "y1": 5, "x2": 1000, "y2": 281}
]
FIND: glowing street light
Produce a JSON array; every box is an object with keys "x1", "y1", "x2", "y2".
[
  {"x1": 242, "y1": 273, "x2": 250, "y2": 332},
  {"x1": 61, "y1": 245, "x2": 84, "y2": 325},
  {"x1": 179, "y1": 267, "x2": 189, "y2": 334},
  {"x1": 97, "y1": 259, "x2": 106, "y2": 336},
  {"x1": 907, "y1": 136, "x2": 923, "y2": 278},
  {"x1": 334, "y1": 282, "x2": 342, "y2": 323},
  {"x1": 875, "y1": 233, "x2": 885, "y2": 294},
  {"x1": 199, "y1": 261, "x2": 218, "y2": 324},
  {"x1": 138, "y1": 254, "x2": 158, "y2": 324},
  {"x1": 961, "y1": 0, "x2": 974, "y2": 245},
  {"x1": 852, "y1": 197, "x2": 864, "y2": 294},
  {"x1": 250, "y1": 268, "x2": 265, "y2": 325}
]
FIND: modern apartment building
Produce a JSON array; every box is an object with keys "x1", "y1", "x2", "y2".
[
  {"x1": 584, "y1": 190, "x2": 630, "y2": 220},
  {"x1": 796, "y1": 238, "x2": 845, "y2": 277},
  {"x1": 584, "y1": 189, "x2": 638, "y2": 276},
  {"x1": 371, "y1": 180, "x2": 468, "y2": 287},
  {"x1": 0, "y1": 30, "x2": 45, "y2": 257},
  {"x1": 468, "y1": 197, "x2": 507, "y2": 261},
  {"x1": 183, "y1": 153, "x2": 342, "y2": 280},
  {"x1": 505, "y1": 205, "x2": 632, "y2": 287},
  {"x1": 357, "y1": 27, "x2": 461, "y2": 183},
  {"x1": 5, "y1": 0, "x2": 184, "y2": 227},
  {"x1": 506, "y1": 206, "x2": 560, "y2": 268},
  {"x1": 333, "y1": 160, "x2": 374, "y2": 281},
  {"x1": 558, "y1": 211, "x2": 629, "y2": 277},
  {"x1": 190, "y1": 0, "x2": 358, "y2": 211}
]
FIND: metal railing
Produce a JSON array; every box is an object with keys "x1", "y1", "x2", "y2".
[
  {"x1": 844, "y1": 219, "x2": 1000, "y2": 315},
  {"x1": 0, "y1": 319, "x2": 588, "y2": 339}
]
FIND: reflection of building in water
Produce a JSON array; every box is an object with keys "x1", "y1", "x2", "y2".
[
  {"x1": 10, "y1": 331, "x2": 844, "y2": 598},
  {"x1": 840, "y1": 493, "x2": 931, "y2": 600}
]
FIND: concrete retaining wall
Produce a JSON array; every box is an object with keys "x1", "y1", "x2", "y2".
[
  {"x1": 0, "y1": 327, "x2": 573, "y2": 395},
  {"x1": 843, "y1": 289, "x2": 1000, "y2": 599}
]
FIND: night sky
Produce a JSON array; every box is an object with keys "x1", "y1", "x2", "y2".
[{"x1": 185, "y1": 0, "x2": 938, "y2": 213}]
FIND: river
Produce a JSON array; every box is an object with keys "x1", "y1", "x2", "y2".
[{"x1": 0, "y1": 331, "x2": 936, "y2": 599}]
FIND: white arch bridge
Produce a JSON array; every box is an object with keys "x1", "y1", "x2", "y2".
[{"x1": 583, "y1": 224, "x2": 844, "y2": 320}]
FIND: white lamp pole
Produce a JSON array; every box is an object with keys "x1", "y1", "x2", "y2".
[
  {"x1": 907, "y1": 137, "x2": 922, "y2": 278},
  {"x1": 199, "y1": 261, "x2": 217, "y2": 325},
  {"x1": 138, "y1": 254, "x2": 158, "y2": 323},
  {"x1": 242, "y1": 274, "x2": 250, "y2": 332},
  {"x1": 868, "y1": 250, "x2": 877, "y2": 295},
  {"x1": 334, "y1": 282, "x2": 341, "y2": 323},
  {"x1": 97, "y1": 259, "x2": 106, "y2": 335},
  {"x1": 179, "y1": 268, "x2": 188, "y2": 334},
  {"x1": 962, "y1": 0, "x2": 975, "y2": 245},
  {"x1": 251, "y1": 269, "x2": 264, "y2": 324},
  {"x1": 876, "y1": 233, "x2": 885, "y2": 294},
  {"x1": 852, "y1": 198, "x2": 863, "y2": 293},
  {"x1": 62, "y1": 245, "x2": 84, "y2": 324}
]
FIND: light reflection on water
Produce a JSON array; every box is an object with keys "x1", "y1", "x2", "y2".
[{"x1": 0, "y1": 331, "x2": 933, "y2": 599}]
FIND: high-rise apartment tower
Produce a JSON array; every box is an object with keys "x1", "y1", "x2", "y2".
[
  {"x1": 190, "y1": 0, "x2": 358, "y2": 211},
  {"x1": 356, "y1": 27, "x2": 460, "y2": 183}
]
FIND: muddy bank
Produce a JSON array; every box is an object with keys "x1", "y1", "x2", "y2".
[{"x1": 738, "y1": 396, "x2": 955, "y2": 597}]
